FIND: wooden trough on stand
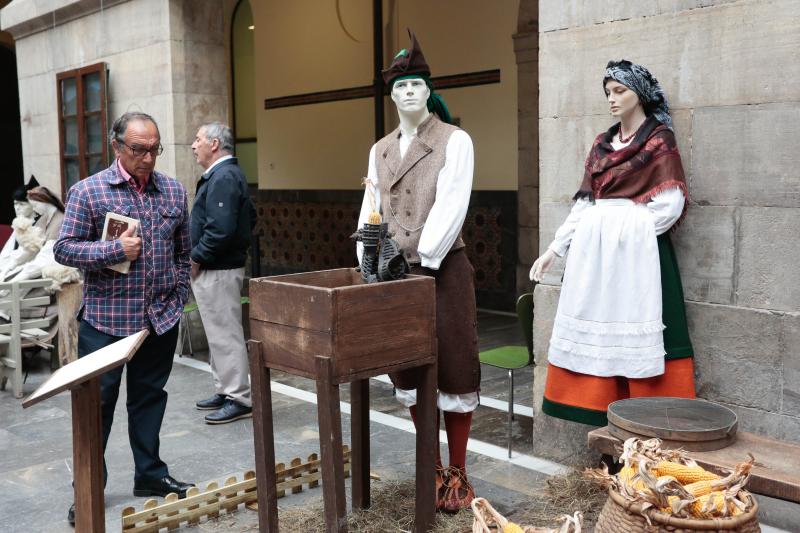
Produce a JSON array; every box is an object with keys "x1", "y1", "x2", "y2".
[{"x1": 248, "y1": 268, "x2": 438, "y2": 532}]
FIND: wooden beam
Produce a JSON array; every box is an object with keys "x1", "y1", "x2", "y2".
[{"x1": 264, "y1": 69, "x2": 501, "y2": 110}]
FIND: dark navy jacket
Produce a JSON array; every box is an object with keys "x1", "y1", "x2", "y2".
[{"x1": 190, "y1": 157, "x2": 256, "y2": 270}]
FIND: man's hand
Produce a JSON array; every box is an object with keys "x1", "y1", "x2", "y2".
[
  {"x1": 190, "y1": 259, "x2": 200, "y2": 279},
  {"x1": 119, "y1": 225, "x2": 142, "y2": 261}
]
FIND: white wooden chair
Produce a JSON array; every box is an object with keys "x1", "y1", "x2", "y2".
[{"x1": 0, "y1": 279, "x2": 57, "y2": 398}]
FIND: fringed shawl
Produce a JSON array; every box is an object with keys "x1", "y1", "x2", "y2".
[{"x1": 574, "y1": 115, "x2": 688, "y2": 228}]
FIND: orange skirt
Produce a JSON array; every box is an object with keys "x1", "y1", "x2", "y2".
[{"x1": 542, "y1": 358, "x2": 696, "y2": 426}]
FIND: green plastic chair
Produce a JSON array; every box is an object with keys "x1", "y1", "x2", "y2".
[{"x1": 478, "y1": 291, "x2": 534, "y2": 458}]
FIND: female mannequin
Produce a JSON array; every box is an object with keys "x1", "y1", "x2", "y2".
[{"x1": 530, "y1": 60, "x2": 695, "y2": 426}]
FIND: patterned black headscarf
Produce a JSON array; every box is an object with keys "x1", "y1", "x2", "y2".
[{"x1": 603, "y1": 60, "x2": 672, "y2": 130}]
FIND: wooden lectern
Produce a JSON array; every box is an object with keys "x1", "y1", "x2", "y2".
[
  {"x1": 22, "y1": 330, "x2": 149, "y2": 533},
  {"x1": 248, "y1": 269, "x2": 438, "y2": 532}
]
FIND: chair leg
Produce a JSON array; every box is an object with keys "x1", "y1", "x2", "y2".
[
  {"x1": 510, "y1": 370, "x2": 515, "y2": 422},
  {"x1": 507, "y1": 369, "x2": 513, "y2": 459},
  {"x1": 185, "y1": 314, "x2": 194, "y2": 356},
  {"x1": 179, "y1": 313, "x2": 194, "y2": 357}
]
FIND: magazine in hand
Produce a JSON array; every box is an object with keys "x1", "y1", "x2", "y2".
[{"x1": 101, "y1": 212, "x2": 139, "y2": 274}]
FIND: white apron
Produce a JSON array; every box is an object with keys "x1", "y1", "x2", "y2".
[{"x1": 548, "y1": 198, "x2": 665, "y2": 378}]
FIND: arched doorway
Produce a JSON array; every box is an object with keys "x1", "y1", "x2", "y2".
[
  {"x1": 0, "y1": 39, "x2": 23, "y2": 224},
  {"x1": 231, "y1": 0, "x2": 258, "y2": 185}
]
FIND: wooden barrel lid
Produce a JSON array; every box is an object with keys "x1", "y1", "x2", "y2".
[{"x1": 607, "y1": 397, "x2": 738, "y2": 443}]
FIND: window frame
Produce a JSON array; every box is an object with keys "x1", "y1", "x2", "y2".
[{"x1": 56, "y1": 62, "x2": 109, "y2": 198}]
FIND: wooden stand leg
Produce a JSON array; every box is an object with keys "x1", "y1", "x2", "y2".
[
  {"x1": 350, "y1": 378, "x2": 370, "y2": 510},
  {"x1": 415, "y1": 362, "x2": 437, "y2": 533},
  {"x1": 315, "y1": 356, "x2": 347, "y2": 533},
  {"x1": 248, "y1": 341, "x2": 278, "y2": 533},
  {"x1": 71, "y1": 377, "x2": 105, "y2": 533}
]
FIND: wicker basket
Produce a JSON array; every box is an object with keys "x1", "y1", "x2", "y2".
[{"x1": 594, "y1": 488, "x2": 760, "y2": 533}]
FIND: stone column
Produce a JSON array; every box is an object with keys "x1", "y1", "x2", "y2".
[
  {"x1": 514, "y1": 0, "x2": 539, "y2": 295},
  {"x1": 166, "y1": 0, "x2": 229, "y2": 201}
]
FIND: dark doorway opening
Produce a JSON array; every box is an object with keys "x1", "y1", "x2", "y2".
[{"x1": 0, "y1": 43, "x2": 23, "y2": 224}]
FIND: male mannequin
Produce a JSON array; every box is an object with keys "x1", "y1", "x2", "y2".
[
  {"x1": 0, "y1": 177, "x2": 40, "y2": 280},
  {"x1": 10, "y1": 188, "x2": 65, "y2": 283},
  {"x1": 356, "y1": 30, "x2": 479, "y2": 513}
]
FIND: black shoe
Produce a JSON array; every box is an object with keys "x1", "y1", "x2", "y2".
[
  {"x1": 204, "y1": 399, "x2": 252, "y2": 425},
  {"x1": 133, "y1": 475, "x2": 195, "y2": 498},
  {"x1": 195, "y1": 393, "x2": 226, "y2": 410},
  {"x1": 67, "y1": 503, "x2": 75, "y2": 527}
]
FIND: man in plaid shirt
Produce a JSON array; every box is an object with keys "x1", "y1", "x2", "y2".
[{"x1": 54, "y1": 112, "x2": 193, "y2": 527}]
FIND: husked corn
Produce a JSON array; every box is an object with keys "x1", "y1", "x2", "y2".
[
  {"x1": 683, "y1": 479, "x2": 719, "y2": 497},
  {"x1": 617, "y1": 466, "x2": 647, "y2": 490},
  {"x1": 693, "y1": 491, "x2": 728, "y2": 518},
  {"x1": 503, "y1": 523, "x2": 525, "y2": 533},
  {"x1": 653, "y1": 461, "x2": 720, "y2": 483}
]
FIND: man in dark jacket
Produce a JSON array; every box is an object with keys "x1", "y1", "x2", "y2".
[{"x1": 190, "y1": 122, "x2": 257, "y2": 424}]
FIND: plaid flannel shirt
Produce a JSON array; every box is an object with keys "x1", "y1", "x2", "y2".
[{"x1": 54, "y1": 161, "x2": 191, "y2": 336}]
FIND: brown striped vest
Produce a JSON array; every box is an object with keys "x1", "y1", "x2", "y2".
[{"x1": 375, "y1": 114, "x2": 466, "y2": 264}]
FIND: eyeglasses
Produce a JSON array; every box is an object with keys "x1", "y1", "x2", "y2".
[{"x1": 119, "y1": 141, "x2": 164, "y2": 158}]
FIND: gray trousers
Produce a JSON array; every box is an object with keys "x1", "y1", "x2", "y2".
[{"x1": 192, "y1": 267, "x2": 251, "y2": 407}]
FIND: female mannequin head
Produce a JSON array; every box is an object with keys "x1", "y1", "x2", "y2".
[
  {"x1": 604, "y1": 79, "x2": 643, "y2": 121},
  {"x1": 27, "y1": 186, "x2": 65, "y2": 215},
  {"x1": 603, "y1": 60, "x2": 672, "y2": 130}
]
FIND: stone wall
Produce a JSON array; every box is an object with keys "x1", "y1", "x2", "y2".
[
  {"x1": 533, "y1": 0, "x2": 800, "y2": 465},
  {"x1": 1, "y1": 0, "x2": 229, "y2": 199}
]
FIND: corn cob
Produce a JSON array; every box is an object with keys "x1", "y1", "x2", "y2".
[
  {"x1": 682, "y1": 479, "x2": 720, "y2": 497},
  {"x1": 617, "y1": 466, "x2": 647, "y2": 491},
  {"x1": 652, "y1": 461, "x2": 720, "y2": 483},
  {"x1": 693, "y1": 491, "x2": 730, "y2": 518},
  {"x1": 367, "y1": 211, "x2": 381, "y2": 224},
  {"x1": 502, "y1": 523, "x2": 525, "y2": 533}
]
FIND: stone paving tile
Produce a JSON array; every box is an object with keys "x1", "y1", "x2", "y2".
[{"x1": 0, "y1": 312, "x2": 540, "y2": 532}]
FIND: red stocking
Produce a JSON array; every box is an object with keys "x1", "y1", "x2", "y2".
[
  {"x1": 443, "y1": 411, "x2": 472, "y2": 470},
  {"x1": 409, "y1": 405, "x2": 442, "y2": 468}
]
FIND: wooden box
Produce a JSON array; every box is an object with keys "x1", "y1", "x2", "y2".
[{"x1": 249, "y1": 268, "x2": 436, "y2": 383}]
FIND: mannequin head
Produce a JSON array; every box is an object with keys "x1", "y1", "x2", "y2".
[
  {"x1": 27, "y1": 186, "x2": 65, "y2": 215},
  {"x1": 604, "y1": 80, "x2": 643, "y2": 120},
  {"x1": 603, "y1": 59, "x2": 672, "y2": 129},
  {"x1": 28, "y1": 199, "x2": 54, "y2": 217},
  {"x1": 12, "y1": 175, "x2": 39, "y2": 219},
  {"x1": 382, "y1": 30, "x2": 453, "y2": 130},
  {"x1": 14, "y1": 200, "x2": 33, "y2": 219},
  {"x1": 391, "y1": 77, "x2": 431, "y2": 115}
]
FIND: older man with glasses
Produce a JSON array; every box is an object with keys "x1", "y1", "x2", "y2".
[{"x1": 55, "y1": 111, "x2": 194, "y2": 527}]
